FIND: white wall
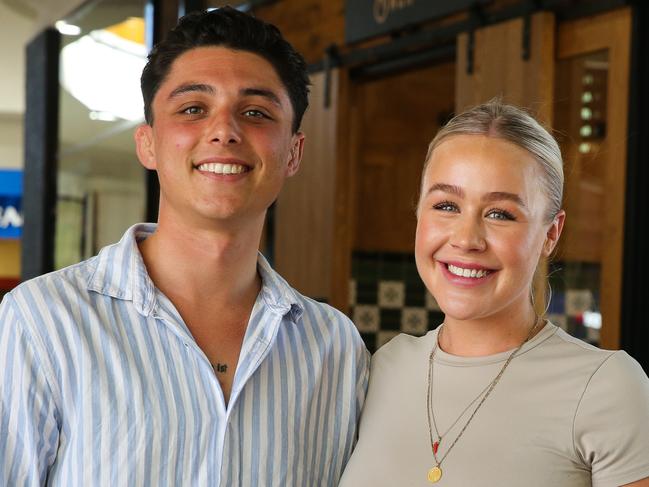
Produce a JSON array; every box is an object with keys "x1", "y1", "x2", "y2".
[
  {"x1": 0, "y1": 2, "x2": 34, "y2": 171},
  {"x1": 0, "y1": 116, "x2": 24, "y2": 169},
  {"x1": 0, "y1": 3, "x2": 34, "y2": 116}
]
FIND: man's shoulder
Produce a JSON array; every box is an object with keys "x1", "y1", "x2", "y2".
[
  {"x1": 295, "y1": 291, "x2": 353, "y2": 325},
  {"x1": 257, "y1": 255, "x2": 354, "y2": 328},
  {"x1": 10, "y1": 256, "x2": 99, "y2": 305},
  {"x1": 275, "y1": 281, "x2": 363, "y2": 346}
]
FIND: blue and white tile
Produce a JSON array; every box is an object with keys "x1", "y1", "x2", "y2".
[
  {"x1": 401, "y1": 307, "x2": 428, "y2": 335},
  {"x1": 378, "y1": 280, "x2": 405, "y2": 309},
  {"x1": 352, "y1": 305, "x2": 380, "y2": 333}
]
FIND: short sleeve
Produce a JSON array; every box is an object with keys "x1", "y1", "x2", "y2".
[
  {"x1": 0, "y1": 294, "x2": 60, "y2": 486},
  {"x1": 574, "y1": 351, "x2": 649, "y2": 487}
]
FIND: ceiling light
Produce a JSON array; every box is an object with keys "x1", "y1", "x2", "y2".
[
  {"x1": 56, "y1": 20, "x2": 81, "y2": 36},
  {"x1": 60, "y1": 19, "x2": 147, "y2": 122}
]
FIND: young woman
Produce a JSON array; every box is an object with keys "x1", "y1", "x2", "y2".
[{"x1": 340, "y1": 101, "x2": 649, "y2": 487}]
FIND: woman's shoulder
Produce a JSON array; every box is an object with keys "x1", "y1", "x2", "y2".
[
  {"x1": 573, "y1": 349, "x2": 649, "y2": 484},
  {"x1": 373, "y1": 329, "x2": 438, "y2": 363},
  {"x1": 367, "y1": 330, "x2": 437, "y2": 383}
]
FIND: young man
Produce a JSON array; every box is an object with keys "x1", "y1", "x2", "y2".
[{"x1": 0, "y1": 8, "x2": 369, "y2": 486}]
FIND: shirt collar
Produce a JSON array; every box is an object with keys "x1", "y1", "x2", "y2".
[{"x1": 87, "y1": 223, "x2": 304, "y2": 322}]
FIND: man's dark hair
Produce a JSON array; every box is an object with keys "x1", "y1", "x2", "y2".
[{"x1": 141, "y1": 6, "x2": 309, "y2": 133}]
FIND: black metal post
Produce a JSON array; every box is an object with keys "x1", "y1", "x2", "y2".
[
  {"x1": 620, "y1": 2, "x2": 649, "y2": 373},
  {"x1": 21, "y1": 28, "x2": 60, "y2": 281}
]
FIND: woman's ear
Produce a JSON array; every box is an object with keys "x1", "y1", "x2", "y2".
[
  {"x1": 134, "y1": 124, "x2": 156, "y2": 170},
  {"x1": 542, "y1": 210, "x2": 566, "y2": 257}
]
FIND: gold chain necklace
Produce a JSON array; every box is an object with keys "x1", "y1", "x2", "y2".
[{"x1": 425, "y1": 318, "x2": 542, "y2": 483}]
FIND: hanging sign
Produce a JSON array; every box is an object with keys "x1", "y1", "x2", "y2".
[
  {"x1": 0, "y1": 170, "x2": 23, "y2": 239},
  {"x1": 345, "y1": 0, "x2": 489, "y2": 44}
]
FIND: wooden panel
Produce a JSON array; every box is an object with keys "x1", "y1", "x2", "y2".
[
  {"x1": 329, "y1": 69, "x2": 357, "y2": 314},
  {"x1": 557, "y1": 8, "x2": 631, "y2": 349},
  {"x1": 456, "y1": 12, "x2": 555, "y2": 123},
  {"x1": 354, "y1": 62, "x2": 456, "y2": 253},
  {"x1": 274, "y1": 70, "x2": 338, "y2": 300},
  {"x1": 254, "y1": 0, "x2": 345, "y2": 64},
  {"x1": 555, "y1": 52, "x2": 607, "y2": 264}
]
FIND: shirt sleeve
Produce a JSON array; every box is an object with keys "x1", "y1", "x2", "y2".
[
  {"x1": 355, "y1": 345, "x2": 371, "y2": 420},
  {"x1": 0, "y1": 293, "x2": 60, "y2": 487},
  {"x1": 573, "y1": 351, "x2": 649, "y2": 487}
]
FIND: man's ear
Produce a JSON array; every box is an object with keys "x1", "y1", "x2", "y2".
[
  {"x1": 542, "y1": 210, "x2": 566, "y2": 257},
  {"x1": 286, "y1": 132, "x2": 305, "y2": 177},
  {"x1": 134, "y1": 124, "x2": 156, "y2": 170}
]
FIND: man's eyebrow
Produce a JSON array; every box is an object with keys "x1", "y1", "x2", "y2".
[
  {"x1": 241, "y1": 87, "x2": 282, "y2": 106},
  {"x1": 424, "y1": 183, "x2": 527, "y2": 207},
  {"x1": 168, "y1": 83, "x2": 215, "y2": 99}
]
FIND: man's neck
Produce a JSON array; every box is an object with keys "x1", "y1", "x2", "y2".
[{"x1": 138, "y1": 215, "x2": 264, "y2": 308}]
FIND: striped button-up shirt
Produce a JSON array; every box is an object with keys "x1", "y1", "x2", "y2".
[{"x1": 0, "y1": 224, "x2": 369, "y2": 486}]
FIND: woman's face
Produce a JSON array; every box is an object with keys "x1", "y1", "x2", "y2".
[{"x1": 415, "y1": 134, "x2": 564, "y2": 324}]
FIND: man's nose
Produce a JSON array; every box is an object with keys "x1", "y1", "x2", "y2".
[
  {"x1": 207, "y1": 110, "x2": 242, "y2": 144},
  {"x1": 449, "y1": 214, "x2": 487, "y2": 252}
]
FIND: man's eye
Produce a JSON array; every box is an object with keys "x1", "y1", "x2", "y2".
[
  {"x1": 243, "y1": 109, "x2": 268, "y2": 119},
  {"x1": 182, "y1": 106, "x2": 203, "y2": 115}
]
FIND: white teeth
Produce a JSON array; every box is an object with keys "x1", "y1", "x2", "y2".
[
  {"x1": 197, "y1": 163, "x2": 246, "y2": 175},
  {"x1": 448, "y1": 264, "x2": 489, "y2": 278}
]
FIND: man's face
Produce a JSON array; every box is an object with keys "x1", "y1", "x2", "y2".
[{"x1": 135, "y1": 46, "x2": 304, "y2": 230}]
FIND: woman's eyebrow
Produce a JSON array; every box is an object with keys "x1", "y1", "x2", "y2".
[
  {"x1": 425, "y1": 183, "x2": 464, "y2": 198},
  {"x1": 481, "y1": 191, "x2": 526, "y2": 208},
  {"x1": 425, "y1": 183, "x2": 527, "y2": 208}
]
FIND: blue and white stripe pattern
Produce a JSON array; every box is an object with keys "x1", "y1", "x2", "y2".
[{"x1": 0, "y1": 223, "x2": 369, "y2": 486}]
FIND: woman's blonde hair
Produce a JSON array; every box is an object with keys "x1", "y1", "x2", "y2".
[{"x1": 422, "y1": 99, "x2": 564, "y2": 222}]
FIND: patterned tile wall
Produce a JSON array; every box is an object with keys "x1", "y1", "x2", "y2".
[
  {"x1": 349, "y1": 253, "x2": 602, "y2": 352},
  {"x1": 350, "y1": 251, "x2": 444, "y2": 353}
]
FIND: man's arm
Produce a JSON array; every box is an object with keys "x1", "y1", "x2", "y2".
[{"x1": 0, "y1": 293, "x2": 59, "y2": 486}]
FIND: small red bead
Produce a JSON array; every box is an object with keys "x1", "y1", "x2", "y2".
[{"x1": 433, "y1": 441, "x2": 439, "y2": 454}]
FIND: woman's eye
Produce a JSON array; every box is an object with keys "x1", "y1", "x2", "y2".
[
  {"x1": 433, "y1": 201, "x2": 458, "y2": 212},
  {"x1": 486, "y1": 209, "x2": 516, "y2": 221}
]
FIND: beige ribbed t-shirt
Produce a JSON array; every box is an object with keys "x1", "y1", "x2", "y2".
[{"x1": 340, "y1": 323, "x2": 649, "y2": 487}]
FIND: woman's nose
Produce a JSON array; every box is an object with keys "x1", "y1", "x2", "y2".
[{"x1": 449, "y1": 215, "x2": 487, "y2": 252}]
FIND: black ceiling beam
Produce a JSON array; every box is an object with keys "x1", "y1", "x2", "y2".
[{"x1": 308, "y1": 0, "x2": 630, "y2": 75}]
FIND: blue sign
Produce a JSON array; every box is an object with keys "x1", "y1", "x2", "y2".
[{"x1": 0, "y1": 170, "x2": 23, "y2": 239}]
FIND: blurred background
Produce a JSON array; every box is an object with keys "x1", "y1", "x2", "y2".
[{"x1": 1, "y1": 0, "x2": 647, "y2": 368}]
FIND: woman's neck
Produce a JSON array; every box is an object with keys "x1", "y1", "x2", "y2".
[{"x1": 438, "y1": 305, "x2": 541, "y2": 357}]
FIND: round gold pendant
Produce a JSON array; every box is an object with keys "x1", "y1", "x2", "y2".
[{"x1": 427, "y1": 466, "x2": 442, "y2": 483}]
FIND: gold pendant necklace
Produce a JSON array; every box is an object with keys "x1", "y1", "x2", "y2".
[{"x1": 425, "y1": 318, "x2": 542, "y2": 483}]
